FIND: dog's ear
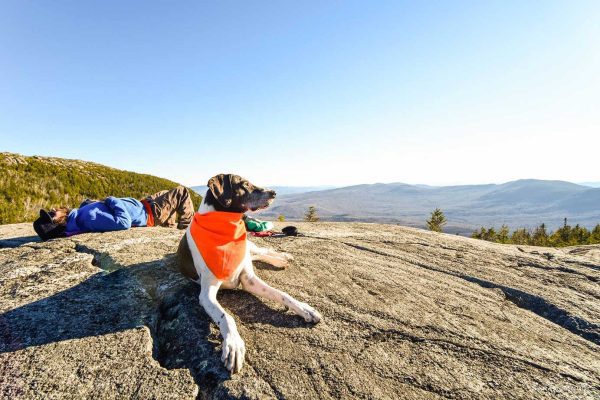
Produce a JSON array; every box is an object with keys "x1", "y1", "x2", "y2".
[{"x1": 208, "y1": 174, "x2": 233, "y2": 208}]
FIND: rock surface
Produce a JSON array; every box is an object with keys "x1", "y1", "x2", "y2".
[{"x1": 0, "y1": 222, "x2": 599, "y2": 399}]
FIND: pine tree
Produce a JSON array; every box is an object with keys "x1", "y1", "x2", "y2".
[
  {"x1": 483, "y1": 227, "x2": 497, "y2": 242},
  {"x1": 589, "y1": 224, "x2": 600, "y2": 244},
  {"x1": 426, "y1": 208, "x2": 447, "y2": 233},
  {"x1": 561, "y1": 217, "x2": 571, "y2": 243},
  {"x1": 511, "y1": 228, "x2": 531, "y2": 245},
  {"x1": 471, "y1": 227, "x2": 486, "y2": 239},
  {"x1": 304, "y1": 206, "x2": 319, "y2": 222},
  {"x1": 532, "y1": 223, "x2": 549, "y2": 247},
  {"x1": 550, "y1": 218, "x2": 572, "y2": 247},
  {"x1": 470, "y1": 221, "x2": 600, "y2": 248},
  {"x1": 497, "y1": 225, "x2": 510, "y2": 244},
  {"x1": 569, "y1": 224, "x2": 590, "y2": 245}
]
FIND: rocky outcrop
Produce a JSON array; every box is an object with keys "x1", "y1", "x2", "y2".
[{"x1": 0, "y1": 222, "x2": 598, "y2": 399}]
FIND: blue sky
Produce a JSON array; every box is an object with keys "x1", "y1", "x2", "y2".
[{"x1": 1, "y1": 1, "x2": 598, "y2": 187}]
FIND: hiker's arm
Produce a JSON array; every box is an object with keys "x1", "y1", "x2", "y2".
[
  {"x1": 79, "y1": 198, "x2": 98, "y2": 208},
  {"x1": 104, "y1": 197, "x2": 132, "y2": 230}
]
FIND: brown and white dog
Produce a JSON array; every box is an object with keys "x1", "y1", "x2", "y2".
[{"x1": 176, "y1": 174, "x2": 322, "y2": 373}]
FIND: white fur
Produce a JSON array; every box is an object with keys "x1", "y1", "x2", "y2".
[{"x1": 186, "y1": 198, "x2": 322, "y2": 373}]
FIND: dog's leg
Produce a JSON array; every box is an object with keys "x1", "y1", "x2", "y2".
[
  {"x1": 198, "y1": 274, "x2": 246, "y2": 373},
  {"x1": 240, "y1": 271, "x2": 322, "y2": 323},
  {"x1": 247, "y1": 241, "x2": 293, "y2": 268}
]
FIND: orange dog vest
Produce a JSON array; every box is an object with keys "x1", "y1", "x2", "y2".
[{"x1": 189, "y1": 211, "x2": 247, "y2": 280}]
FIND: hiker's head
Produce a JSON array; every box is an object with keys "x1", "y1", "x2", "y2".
[
  {"x1": 33, "y1": 207, "x2": 70, "y2": 241},
  {"x1": 51, "y1": 207, "x2": 70, "y2": 226},
  {"x1": 205, "y1": 174, "x2": 276, "y2": 213}
]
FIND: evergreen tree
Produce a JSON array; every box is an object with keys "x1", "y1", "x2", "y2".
[
  {"x1": 569, "y1": 224, "x2": 590, "y2": 246},
  {"x1": 589, "y1": 224, "x2": 600, "y2": 244},
  {"x1": 426, "y1": 208, "x2": 447, "y2": 232},
  {"x1": 470, "y1": 221, "x2": 600, "y2": 248},
  {"x1": 550, "y1": 218, "x2": 572, "y2": 247},
  {"x1": 497, "y1": 225, "x2": 510, "y2": 244},
  {"x1": 471, "y1": 227, "x2": 486, "y2": 239},
  {"x1": 560, "y1": 218, "x2": 572, "y2": 243},
  {"x1": 511, "y1": 228, "x2": 531, "y2": 245},
  {"x1": 304, "y1": 206, "x2": 319, "y2": 222},
  {"x1": 483, "y1": 227, "x2": 497, "y2": 242},
  {"x1": 531, "y1": 223, "x2": 549, "y2": 247}
]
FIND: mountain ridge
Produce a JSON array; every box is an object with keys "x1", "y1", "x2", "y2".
[{"x1": 259, "y1": 179, "x2": 600, "y2": 234}]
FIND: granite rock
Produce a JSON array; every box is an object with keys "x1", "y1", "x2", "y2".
[{"x1": 0, "y1": 222, "x2": 598, "y2": 399}]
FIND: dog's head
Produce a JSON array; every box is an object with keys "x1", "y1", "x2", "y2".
[{"x1": 204, "y1": 174, "x2": 276, "y2": 213}]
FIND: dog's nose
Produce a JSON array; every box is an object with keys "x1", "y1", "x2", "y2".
[{"x1": 268, "y1": 190, "x2": 276, "y2": 198}]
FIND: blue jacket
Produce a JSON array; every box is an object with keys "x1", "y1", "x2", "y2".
[{"x1": 66, "y1": 197, "x2": 148, "y2": 234}]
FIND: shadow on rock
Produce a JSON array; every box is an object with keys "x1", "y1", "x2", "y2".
[
  {"x1": 253, "y1": 260, "x2": 285, "y2": 272},
  {"x1": 0, "y1": 251, "x2": 315, "y2": 396},
  {"x1": 0, "y1": 236, "x2": 40, "y2": 249},
  {"x1": 0, "y1": 260, "x2": 166, "y2": 353}
]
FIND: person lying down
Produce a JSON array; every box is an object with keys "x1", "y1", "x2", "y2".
[{"x1": 33, "y1": 186, "x2": 194, "y2": 241}]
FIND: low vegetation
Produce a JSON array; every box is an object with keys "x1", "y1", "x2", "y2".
[
  {"x1": 0, "y1": 152, "x2": 201, "y2": 224},
  {"x1": 471, "y1": 218, "x2": 600, "y2": 247}
]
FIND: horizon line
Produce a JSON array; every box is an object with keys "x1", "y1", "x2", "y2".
[{"x1": 191, "y1": 179, "x2": 600, "y2": 189}]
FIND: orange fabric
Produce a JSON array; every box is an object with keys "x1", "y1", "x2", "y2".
[
  {"x1": 141, "y1": 199, "x2": 155, "y2": 227},
  {"x1": 189, "y1": 211, "x2": 247, "y2": 280}
]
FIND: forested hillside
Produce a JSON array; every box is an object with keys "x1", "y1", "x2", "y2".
[{"x1": 0, "y1": 152, "x2": 201, "y2": 224}]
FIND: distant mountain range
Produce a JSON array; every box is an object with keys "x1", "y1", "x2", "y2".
[
  {"x1": 190, "y1": 185, "x2": 338, "y2": 197},
  {"x1": 267, "y1": 185, "x2": 339, "y2": 195},
  {"x1": 256, "y1": 179, "x2": 600, "y2": 235},
  {"x1": 581, "y1": 182, "x2": 600, "y2": 188}
]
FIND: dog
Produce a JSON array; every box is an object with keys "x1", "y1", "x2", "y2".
[{"x1": 176, "y1": 174, "x2": 322, "y2": 373}]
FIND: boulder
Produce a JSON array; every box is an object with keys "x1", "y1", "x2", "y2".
[{"x1": 0, "y1": 222, "x2": 598, "y2": 399}]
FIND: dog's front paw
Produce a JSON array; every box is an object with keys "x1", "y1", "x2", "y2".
[
  {"x1": 269, "y1": 255, "x2": 290, "y2": 268},
  {"x1": 221, "y1": 332, "x2": 246, "y2": 373},
  {"x1": 266, "y1": 251, "x2": 293, "y2": 268},
  {"x1": 297, "y1": 302, "x2": 322, "y2": 324},
  {"x1": 279, "y1": 252, "x2": 294, "y2": 261}
]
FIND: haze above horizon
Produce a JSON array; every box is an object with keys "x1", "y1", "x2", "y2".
[{"x1": 1, "y1": 1, "x2": 598, "y2": 187}]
